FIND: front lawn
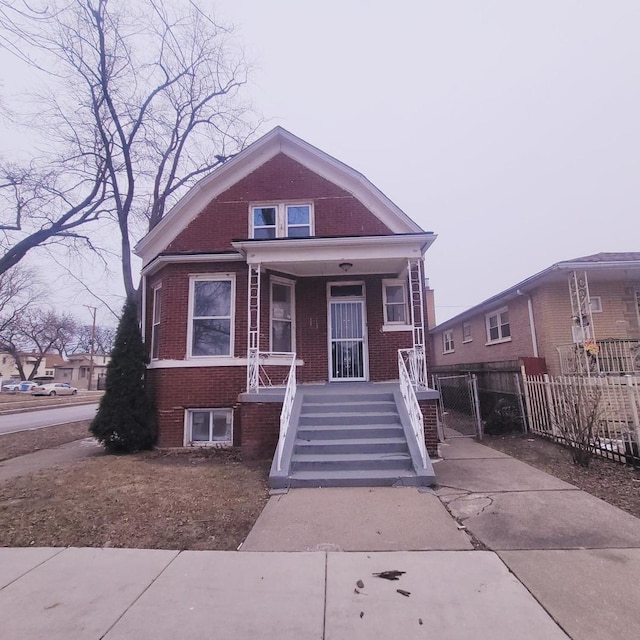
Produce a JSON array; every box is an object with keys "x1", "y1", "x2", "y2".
[{"x1": 0, "y1": 449, "x2": 270, "y2": 549}]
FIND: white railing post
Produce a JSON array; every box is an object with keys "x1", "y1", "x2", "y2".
[
  {"x1": 398, "y1": 349, "x2": 427, "y2": 468},
  {"x1": 627, "y1": 375, "x2": 640, "y2": 453},
  {"x1": 277, "y1": 353, "x2": 297, "y2": 472}
]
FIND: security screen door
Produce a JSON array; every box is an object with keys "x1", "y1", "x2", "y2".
[{"x1": 328, "y1": 285, "x2": 367, "y2": 380}]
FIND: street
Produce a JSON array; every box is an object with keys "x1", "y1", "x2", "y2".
[{"x1": 0, "y1": 404, "x2": 99, "y2": 436}]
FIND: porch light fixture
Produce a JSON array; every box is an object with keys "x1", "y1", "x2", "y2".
[{"x1": 339, "y1": 262, "x2": 353, "y2": 272}]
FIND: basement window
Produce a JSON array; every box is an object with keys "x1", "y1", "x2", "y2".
[{"x1": 186, "y1": 409, "x2": 232, "y2": 446}]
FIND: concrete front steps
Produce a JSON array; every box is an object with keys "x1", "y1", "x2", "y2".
[{"x1": 269, "y1": 383, "x2": 436, "y2": 488}]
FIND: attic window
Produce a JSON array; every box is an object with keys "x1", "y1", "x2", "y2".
[{"x1": 250, "y1": 203, "x2": 313, "y2": 239}]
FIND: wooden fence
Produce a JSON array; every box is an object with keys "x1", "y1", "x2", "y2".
[{"x1": 522, "y1": 372, "x2": 640, "y2": 465}]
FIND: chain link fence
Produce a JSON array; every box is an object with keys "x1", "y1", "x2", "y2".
[{"x1": 434, "y1": 374, "x2": 482, "y2": 438}]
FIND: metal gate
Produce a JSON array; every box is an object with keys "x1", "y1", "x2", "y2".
[{"x1": 434, "y1": 374, "x2": 482, "y2": 439}]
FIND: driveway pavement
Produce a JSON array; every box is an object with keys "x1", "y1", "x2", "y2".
[{"x1": 1, "y1": 435, "x2": 639, "y2": 639}]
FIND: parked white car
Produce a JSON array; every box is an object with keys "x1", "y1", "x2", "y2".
[
  {"x1": 2, "y1": 381, "x2": 37, "y2": 392},
  {"x1": 31, "y1": 383, "x2": 78, "y2": 396}
]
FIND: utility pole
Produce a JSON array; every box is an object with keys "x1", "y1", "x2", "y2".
[{"x1": 84, "y1": 305, "x2": 97, "y2": 391}]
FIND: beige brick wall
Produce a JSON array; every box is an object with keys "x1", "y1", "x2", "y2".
[
  {"x1": 431, "y1": 276, "x2": 640, "y2": 377},
  {"x1": 431, "y1": 296, "x2": 533, "y2": 368}
]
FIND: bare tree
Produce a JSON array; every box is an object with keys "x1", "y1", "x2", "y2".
[
  {"x1": 0, "y1": 161, "x2": 108, "y2": 276},
  {"x1": 70, "y1": 323, "x2": 116, "y2": 355},
  {"x1": 0, "y1": 308, "x2": 77, "y2": 379},
  {"x1": 2, "y1": 0, "x2": 259, "y2": 297},
  {"x1": 554, "y1": 378, "x2": 603, "y2": 467},
  {"x1": 0, "y1": 264, "x2": 44, "y2": 335}
]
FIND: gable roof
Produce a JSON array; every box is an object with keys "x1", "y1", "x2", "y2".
[
  {"x1": 134, "y1": 127, "x2": 424, "y2": 266},
  {"x1": 432, "y1": 251, "x2": 640, "y2": 332}
]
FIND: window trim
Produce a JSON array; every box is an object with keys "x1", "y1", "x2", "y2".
[
  {"x1": 187, "y1": 273, "x2": 236, "y2": 359},
  {"x1": 485, "y1": 306, "x2": 511, "y2": 345},
  {"x1": 249, "y1": 202, "x2": 314, "y2": 239},
  {"x1": 382, "y1": 278, "x2": 411, "y2": 328},
  {"x1": 184, "y1": 408, "x2": 233, "y2": 446},
  {"x1": 443, "y1": 329, "x2": 455, "y2": 354},
  {"x1": 270, "y1": 276, "x2": 296, "y2": 353},
  {"x1": 462, "y1": 321, "x2": 472, "y2": 343},
  {"x1": 589, "y1": 296, "x2": 602, "y2": 313},
  {"x1": 151, "y1": 284, "x2": 162, "y2": 360}
]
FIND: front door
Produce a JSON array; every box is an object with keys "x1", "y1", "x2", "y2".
[{"x1": 328, "y1": 283, "x2": 368, "y2": 381}]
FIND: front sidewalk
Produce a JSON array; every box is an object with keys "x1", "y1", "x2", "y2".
[
  {"x1": 1, "y1": 435, "x2": 639, "y2": 639},
  {"x1": 1, "y1": 547, "x2": 568, "y2": 640}
]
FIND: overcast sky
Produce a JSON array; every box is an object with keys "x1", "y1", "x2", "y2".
[{"x1": 2, "y1": 1, "x2": 639, "y2": 326}]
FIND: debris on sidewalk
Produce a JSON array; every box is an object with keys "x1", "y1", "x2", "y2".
[
  {"x1": 396, "y1": 589, "x2": 411, "y2": 597},
  {"x1": 373, "y1": 570, "x2": 405, "y2": 581}
]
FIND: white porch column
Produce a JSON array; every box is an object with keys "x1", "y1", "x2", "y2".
[
  {"x1": 247, "y1": 263, "x2": 261, "y2": 392},
  {"x1": 408, "y1": 258, "x2": 428, "y2": 390}
]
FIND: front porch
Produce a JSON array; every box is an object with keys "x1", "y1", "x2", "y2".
[{"x1": 240, "y1": 381, "x2": 438, "y2": 488}]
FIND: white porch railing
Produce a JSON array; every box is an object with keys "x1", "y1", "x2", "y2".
[
  {"x1": 558, "y1": 339, "x2": 640, "y2": 376},
  {"x1": 276, "y1": 352, "x2": 297, "y2": 472},
  {"x1": 247, "y1": 349, "x2": 295, "y2": 393},
  {"x1": 398, "y1": 348, "x2": 427, "y2": 468},
  {"x1": 399, "y1": 346, "x2": 427, "y2": 391}
]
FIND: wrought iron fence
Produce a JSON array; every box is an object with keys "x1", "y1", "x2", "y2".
[{"x1": 557, "y1": 339, "x2": 640, "y2": 376}]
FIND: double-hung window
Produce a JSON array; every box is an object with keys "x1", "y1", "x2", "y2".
[
  {"x1": 151, "y1": 285, "x2": 162, "y2": 359},
  {"x1": 382, "y1": 279, "x2": 409, "y2": 326},
  {"x1": 189, "y1": 275, "x2": 235, "y2": 357},
  {"x1": 486, "y1": 307, "x2": 510, "y2": 343},
  {"x1": 443, "y1": 330, "x2": 455, "y2": 353},
  {"x1": 462, "y1": 321, "x2": 472, "y2": 343},
  {"x1": 251, "y1": 203, "x2": 313, "y2": 238},
  {"x1": 271, "y1": 279, "x2": 295, "y2": 352}
]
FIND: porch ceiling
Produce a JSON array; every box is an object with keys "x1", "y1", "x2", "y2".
[{"x1": 232, "y1": 233, "x2": 436, "y2": 278}]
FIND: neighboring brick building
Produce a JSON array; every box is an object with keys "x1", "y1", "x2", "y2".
[
  {"x1": 135, "y1": 127, "x2": 439, "y2": 486},
  {"x1": 430, "y1": 253, "x2": 640, "y2": 377}
]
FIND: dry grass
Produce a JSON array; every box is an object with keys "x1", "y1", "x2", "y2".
[
  {"x1": 484, "y1": 433, "x2": 640, "y2": 519},
  {"x1": 0, "y1": 448, "x2": 270, "y2": 550}
]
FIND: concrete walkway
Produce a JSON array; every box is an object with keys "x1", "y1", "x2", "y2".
[
  {"x1": 1, "y1": 435, "x2": 639, "y2": 639},
  {"x1": 0, "y1": 437, "x2": 103, "y2": 482}
]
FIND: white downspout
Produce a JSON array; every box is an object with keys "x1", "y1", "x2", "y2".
[
  {"x1": 141, "y1": 275, "x2": 147, "y2": 341},
  {"x1": 517, "y1": 289, "x2": 539, "y2": 358}
]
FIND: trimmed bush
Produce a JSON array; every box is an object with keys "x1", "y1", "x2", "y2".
[{"x1": 90, "y1": 298, "x2": 157, "y2": 453}]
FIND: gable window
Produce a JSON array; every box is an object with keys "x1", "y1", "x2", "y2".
[
  {"x1": 151, "y1": 285, "x2": 162, "y2": 359},
  {"x1": 443, "y1": 330, "x2": 455, "y2": 353},
  {"x1": 250, "y1": 203, "x2": 313, "y2": 239},
  {"x1": 271, "y1": 279, "x2": 295, "y2": 352},
  {"x1": 486, "y1": 307, "x2": 511, "y2": 343},
  {"x1": 382, "y1": 279, "x2": 408, "y2": 325},
  {"x1": 462, "y1": 321, "x2": 472, "y2": 343},
  {"x1": 189, "y1": 275, "x2": 235, "y2": 357},
  {"x1": 253, "y1": 207, "x2": 277, "y2": 238},
  {"x1": 186, "y1": 409, "x2": 232, "y2": 445}
]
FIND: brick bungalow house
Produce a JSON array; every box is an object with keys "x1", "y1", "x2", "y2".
[
  {"x1": 430, "y1": 253, "x2": 640, "y2": 377},
  {"x1": 135, "y1": 127, "x2": 440, "y2": 487}
]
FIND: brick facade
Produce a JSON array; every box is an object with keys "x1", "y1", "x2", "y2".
[
  {"x1": 142, "y1": 142, "x2": 435, "y2": 458},
  {"x1": 431, "y1": 273, "x2": 640, "y2": 377},
  {"x1": 166, "y1": 153, "x2": 391, "y2": 254},
  {"x1": 146, "y1": 264, "x2": 423, "y2": 450}
]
